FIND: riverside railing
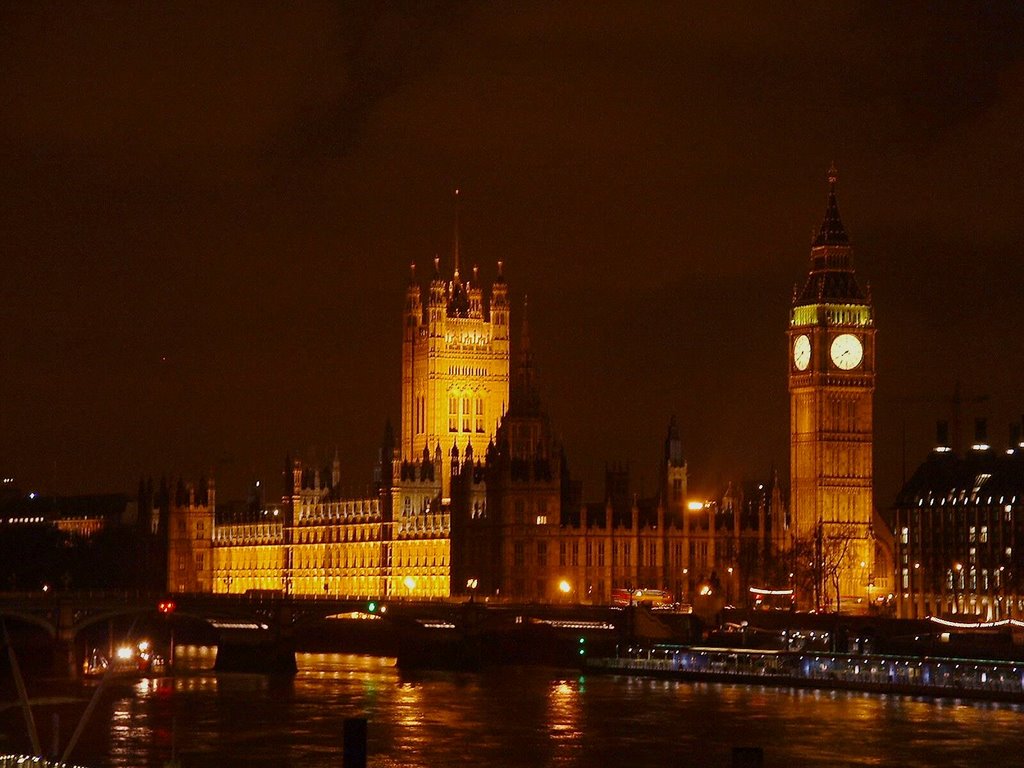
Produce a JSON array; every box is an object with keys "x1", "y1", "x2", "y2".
[{"x1": 588, "y1": 644, "x2": 1024, "y2": 701}]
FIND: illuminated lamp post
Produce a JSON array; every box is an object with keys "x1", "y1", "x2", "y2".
[
  {"x1": 685, "y1": 501, "x2": 706, "y2": 601},
  {"x1": 403, "y1": 575, "x2": 417, "y2": 598},
  {"x1": 466, "y1": 578, "x2": 479, "y2": 603},
  {"x1": 998, "y1": 566, "x2": 1006, "y2": 620},
  {"x1": 859, "y1": 560, "x2": 870, "y2": 610},
  {"x1": 558, "y1": 579, "x2": 572, "y2": 604},
  {"x1": 953, "y1": 562, "x2": 963, "y2": 615}
]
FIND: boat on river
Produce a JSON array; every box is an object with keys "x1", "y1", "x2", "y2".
[{"x1": 82, "y1": 639, "x2": 167, "y2": 678}]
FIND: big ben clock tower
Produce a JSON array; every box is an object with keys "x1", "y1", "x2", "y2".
[{"x1": 789, "y1": 166, "x2": 877, "y2": 612}]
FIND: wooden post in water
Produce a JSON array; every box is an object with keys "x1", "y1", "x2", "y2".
[
  {"x1": 732, "y1": 746, "x2": 764, "y2": 768},
  {"x1": 343, "y1": 717, "x2": 368, "y2": 768}
]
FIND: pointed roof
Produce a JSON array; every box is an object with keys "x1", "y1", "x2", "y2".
[
  {"x1": 452, "y1": 188, "x2": 461, "y2": 280},
  {"x1": 445, "y1": 188, "x2": 472, "y2": 317},
  {"x1": 510, "y1": 296, "x2": 541, "y2": 414},
  {"x1": 664, "y1": 416, "x2": 684, "y2": 467},
  {"x1": 794, "y1": 165, "x2": 867, "y2": 305},
  {"x1": 812, "y1": 164, "x2": 849, "y2": 247}
]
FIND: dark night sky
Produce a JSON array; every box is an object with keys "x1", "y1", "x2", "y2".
[{"x1": 2, "y1": 3, "x2": 1023, "y2": 509}]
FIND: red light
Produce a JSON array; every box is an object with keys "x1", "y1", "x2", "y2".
[{"x1": 158, "y1": 600, "x2": 176, "y2": 614}]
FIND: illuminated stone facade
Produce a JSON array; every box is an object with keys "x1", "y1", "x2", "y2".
[
  {"x1": 211, "y1": 519, "x2": 284, "y2": 593},
  {"x1": 169, "y1": 214, "x2": 795, "y2": 606},
  {"x1": 170, "y1": 245, "x2": 505, "y2": 600},
  {"x1": 401, "y1": 251, "x2": 510, "y2": 500},
  {"x1": 788, "y1": 168, "x2": 887, "y2": 611}
]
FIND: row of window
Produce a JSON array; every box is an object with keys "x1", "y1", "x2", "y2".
[
  {"x1": 508, "y1": 540, "x2": 685, "y2": 569},
  {"x1": 447, "y1": 365, "x2": 488, "y2": 377},
  {"x1": 449, "y1": 395, "x2": 486, "y2": 433},
  {"x1": 298, "y1": 499, "x2": 380, "y2": 521},
  {"x1": 292, "y1": 524, "x2": 379, "y2": 545}
]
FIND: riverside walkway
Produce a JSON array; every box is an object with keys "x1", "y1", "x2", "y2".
[{"x1": 587, "y1": 644, "x2": 1024, "y2": 703}]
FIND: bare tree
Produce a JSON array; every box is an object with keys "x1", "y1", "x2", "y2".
[
  {"x1": 789, "y1": 521, "x2": 862, "y2": 613},
  {"x1": 818, "y1": 521, "x2": 860, "y2": 614}
]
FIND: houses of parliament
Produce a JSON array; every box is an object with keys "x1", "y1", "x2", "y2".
[{"x1": 165, "y1": 175, "x2": 892, "y2": 611}]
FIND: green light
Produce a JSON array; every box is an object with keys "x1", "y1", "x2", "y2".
[{"x1": 368, "y1": 602, "x2": 377, "y2": 613}]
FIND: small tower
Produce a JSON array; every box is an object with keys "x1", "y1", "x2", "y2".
[
  {"x1": 166, "y1": 477, "x2": 215, "y2": 594},
  {"x1": 662, "y1": 416, "x2": 687, "y2": 516}
]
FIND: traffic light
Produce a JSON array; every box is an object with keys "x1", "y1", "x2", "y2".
[
  {"x1": 578, "y1": 636, "x2": 586, "y2": 657},
  {"x1": 367, "y1": 601, "x2": 377, "y2": 613},
  {"x1": 158, "y1": 600, "x2": 176, "y2": 615}
]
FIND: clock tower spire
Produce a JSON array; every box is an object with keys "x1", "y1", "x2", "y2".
[{"x1": 788, "y1": 166, "x2": 878, "y2": 613}]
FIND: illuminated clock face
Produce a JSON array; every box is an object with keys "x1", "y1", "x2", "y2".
[
  {"x1": 793, "y1": 334, "x2": 811, "y2": 371},
  {"x1": 829, "y1": 333, "x2": 864, "y2": 370}
]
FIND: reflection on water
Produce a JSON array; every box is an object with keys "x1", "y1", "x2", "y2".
[{"x1": 62, "y1": 647, "x2": 1024, "y2": 768}]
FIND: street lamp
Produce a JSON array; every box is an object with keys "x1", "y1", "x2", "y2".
[
  {"x1": 953, "y1": 562, "x2": 963, "y2": 614},
  {"x1": 403, "y1": 576, "x2": 417, "y2": 597},
  {"x1": 558, "y1": 580, "x2": 572, "y2": 602},
  {"x1": 466, "y1": 578, "x2": 478, "y2": 603}
]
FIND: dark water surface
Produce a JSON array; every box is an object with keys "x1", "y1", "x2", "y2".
[{"x1": 28, "y1": 648, "x2": 1024, "y2": 767}]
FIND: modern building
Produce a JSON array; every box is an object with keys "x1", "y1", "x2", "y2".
[
  {"x1": 788, "y1": 166, "x2": 890, "y2": 612},
  {"x1": 893, "y1": 419, "x2": 1024, "y2": 620}
]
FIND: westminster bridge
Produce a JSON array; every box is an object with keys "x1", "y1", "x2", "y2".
[{"x1": 0, "y1": 591, "x2": 696, "y2": 676}]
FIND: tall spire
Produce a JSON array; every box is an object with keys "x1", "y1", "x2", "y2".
[
  {"x1": 446, "y1": 188, "x2": 470, "y2": 317},
  {"x1": 511, "y1": 295, "x2": 539, "y2": 413},
  {"x1": 452, "y1": 187, "x2": 461, "y2": 281},
  {"x1": 520, "y1": 294, "x2": 531, "y2": 358},
  {"x1": 813, "y1": 163, "x2": 849, "y2": 247}
]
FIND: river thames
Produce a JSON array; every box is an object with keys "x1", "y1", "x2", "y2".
[{"x1": 37, "y1": 649, "x2": 1024, "y2": 767}]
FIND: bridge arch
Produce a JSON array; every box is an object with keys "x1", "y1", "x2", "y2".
[{"x1": 0, "y1": 609, "x2": 57, "y2": 639}]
